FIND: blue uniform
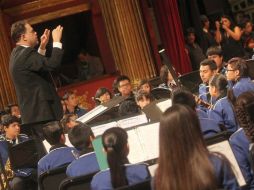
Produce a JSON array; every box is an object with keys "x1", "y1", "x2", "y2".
[
  {"x1": 232, "y1": 77, "x2": 254, "y2": 98},
  {"x1": 66, "y1": 152, "x2": 99, "y2": 177},
  {"x1": 209, "y1": 153, "x2": 239, "y2": 189},
  {"x1": 91, "y1": 163, "x2": 150, "y2": 190},
  {"x1": 0, "y1": 134, "x2": 34, "y2": 177},
  {"x1": 199, "y1": 118, "x2": 221, "y2": 138},
  {"x1": 208, "y1": 97, "x2": 237, "y2": 133},
  {"x1": 196, "y1": 108, "x2": 208, "y2": 119},
  {"x1": 230, "y1": 128, "x2": 254, "y2": 189},
  {"x1": 38, "y1": 145, "x2": 76, "y2": 175},
  {"x1": 66, "y1": 106, "x2": 87, "y2": 118}
]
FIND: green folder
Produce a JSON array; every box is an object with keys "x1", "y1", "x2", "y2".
[{"x1": 92, "y1": 137, "x2": 109, "y2": 170}]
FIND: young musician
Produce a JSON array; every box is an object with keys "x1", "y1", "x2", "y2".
[{"x1": 91, "y1": 127, "x2": 150, "y2": 189}]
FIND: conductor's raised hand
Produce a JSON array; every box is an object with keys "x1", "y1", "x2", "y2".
[
  {"x1": 40, "y1": 29, "x2": 50, "y2": 50},
  {"x1": 52, "y1": 25, "x2": 63, "y2": 42}
]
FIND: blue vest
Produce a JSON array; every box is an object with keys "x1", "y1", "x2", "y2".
[
  {"x1": 38, "y1": 146, "x2": 76, "y2": 175},
  {"x1": 66, "y1": 152, "x2": 99, "y2": 177},
  {"x1": 91, "y1": 163, "x2": 150, "y2": 190}
]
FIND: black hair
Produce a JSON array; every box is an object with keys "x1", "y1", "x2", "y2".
[
  {"x1": 159, "y1": 65, "x2": 169, "y2": 85},
  {"x1": 171, "y1": 89, "x2": 196, "y2": 110},
  {"x1": 118, "y1": 100, "x2": 140, "y2": 117},
  {"x1": 102, "y1": 127, "x2": 129, "y2": 188},
  {"x1": 200, "y1": 15, "x2": 209, "y2": 27},
  {"x1": 227, "y1": 57, "x2": 249, "y2": 78},
  {"x1": 200, "y1": 59, "x2": 217, "y2": 71},
  {"x1": 206, "y1": 46, "x2": 223, "y2": 57},
  {"x1": 115, "y1": 75, "x2": 131, "y2": 88},
  {"x1": 186, "y1": 27, "x2": 196, "y2": 36},
  {"x1": 94, "y1": 87, "x2": 112, "y2": 105},
  {"x1": 209, "y1": 74, "x2": 228, "y2": 99},
  {"x1": 1, "y1": 115, "x2": 20, "y2": 127},
  {"x1": 11, "y1": 21, "x2": 27, "y2": 43},
  {"x1": 60, "y1": 114, "x2": 77, "y2": 134},
  {"x1": 135, "y1": 91, "x2": 154, "y2": 102},
  {"x1": 68, "y1": 122, "x2": 94, "y2": 154},
  {"x1": 43, "y1": 121, "x2": 63, "y2": 145}
]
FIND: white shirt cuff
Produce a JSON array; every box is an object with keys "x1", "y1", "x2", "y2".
[
  {"x1": 53, "y1": 42, "x2": 62, "y2": 49},
  {"x1": 38, "y1": 48, "x2": 46, "y2": 56}
]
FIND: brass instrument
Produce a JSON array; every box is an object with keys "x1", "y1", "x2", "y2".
[{"x1": 0, "y1": 158, "x2": 14, "y2": 190}]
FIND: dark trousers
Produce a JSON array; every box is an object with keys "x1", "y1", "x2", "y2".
[{"x1": 21, "y1": 123, "x2": 47, "y2": 159}]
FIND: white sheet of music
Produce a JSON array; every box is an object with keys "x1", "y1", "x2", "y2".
[
  {"x1": 92, "y1": 121, "x2": 118, "y2": 137},
  {"x1": 127, "y1": 129, "x2": 147, "y2": 163},
  {"x1": 208, "y1": 140, "x2": 246, "y2": 187},
  {"x1": 117, "y1": 114, "x2": 148, "y2": 129},
  {"x1": 156, "y1": 99, "x2": 172, "y2": 112},
  {"x1": 137, "y1": 122, "x2": 160, "y2": 160},
  {"x1": 77, "y1": 105, "x2": 107, "y2": 123}
]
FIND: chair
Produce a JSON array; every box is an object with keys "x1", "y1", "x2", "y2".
[
  {"x1": 38, "y1": 164, "x2": 69, "y2": 190},
  {"x1": 59, "y1": 172, "x2": 97, "y2": 190},
  {"x1": 115, "y1": 179, "x2": 152, "y2": 190}
]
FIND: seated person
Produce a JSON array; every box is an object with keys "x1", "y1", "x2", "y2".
[
  {"x1": 94, "y1": 87, "x2": 112, "y2": 106},
  {"x1": 114, "y1": 75, "x2": 135, "y2": 100},
  {"x1": 4, "y1": 104, "x2": 21, "y2": 119},
  {"x1": 91, "y1": 127, "x2": 150, "y2": 189},
  {"x1": 226, "y1": 57, "x2": 254, "y2": 100},
  {"x1": 62, "y1": 90, "x2": 87, "y2": 118},
  {"x1": 171, "y1": 89, "x2": 221, "y2": 138},
  {"x1": 230, "y1": 91, "x2": 254, "y2": 189},
  {"x1": 60, "y1": 114, "x2": 78, "y2": 134},
  {"x1": 66, "y1": 123, "x2": 99, "y2": 177},
  {"x1": 38, "y1": 121, "x2": 76, "y2": 175},
  {"x1": 0, "y1": 115, "x2": 35, "y2": 190},
  {"x1": 137, "y1": 79, "x2": 152, "y2": 94},
  {"x1": 206, "y1": 46, "x2": 227, "y2": 75},
  {"x1": 118, "y1": 100, "x2": 140, "y2": 117},
  {"x1": 199, "y1": 59, "x2": 217, "y2": 110},
  {"x1": 135, "y1": 90, "x2": 154, "y2": 110},
  {"x1": 155, "y1": 104, "x2": 239, "y2": 190},
  {"x1": 208, "y1": 74, "x2": 238, "y2": 133}
]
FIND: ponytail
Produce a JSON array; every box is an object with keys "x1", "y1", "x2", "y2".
[{"x1": 102, "y1": 128, "x2": 128, "y2": 188}]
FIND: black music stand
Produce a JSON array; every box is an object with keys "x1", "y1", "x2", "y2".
[
  {"x1": 178, "y1": 70, "x2": 202, "y2": 94},
  {"x1": 246, "y1": 59, "x2": 254, "y2": 80}
]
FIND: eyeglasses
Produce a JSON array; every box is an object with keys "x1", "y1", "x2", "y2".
[
  {"x1": 226, "y1": 69, "x2": 235, "y2": 72},
  {"x1": 119, "y1": 82, "x2": 131, "y2": 88}
]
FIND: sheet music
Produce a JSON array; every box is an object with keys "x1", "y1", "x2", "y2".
[
  {"x1": 127, "y1": 129, "x2": 147, "y2": 163},
  {"x1": 156, "y1": 99, "x2": 172, "y2": 112},
  {"x1": 117, "y1": 114, "x2": 148, "y2": 129},
  {"x1": 136, "y1": 122, "x2": 160, "y2": 160},
  {"x1": 92, "y1": 121, "x2": 118, "y2": 137},
  {"x1": 77, "y1": 105, "x2": 107, "y2": 123},
  {"x1": 208, "y1": 140, "x2": 246, "y2": 186}
]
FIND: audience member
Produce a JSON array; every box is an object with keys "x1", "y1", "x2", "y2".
[
  {"x1": 0, "y1": 115, "x2": 36, "y2": 190},
  {"x1": 215, "y1": 15, "x2": 244, "y2": 61},
  {"x1": 240, "y1": 18, "x2": 254, "y2": 59},
  {"x1": 230, "y1": 92, "x2": 254, "y2": 189},
  {"x1": 62, "y1": 90, "x2": 87, "y2": 118},
  {"x1": 37, "y1": 121, "x2": 76, "y2": 175},
  {"x1": 206, "y1": 46, "x2": 227, "y2": 75},
  {"x1": 155, "y1": 104, "x2": 239, "y2": 190},
  {"x1": 76, "y1": 49, "x2": 104, "y2": 81},
  {"x1": 91, "y1": 127, "x2": 150, "y2": 189},
  {"x1": 185, "y1": 27, "x2": 206, "y2": 70},
  {"x1": 66, "y1": 123, "x2": 99, "y2": 177},
  {"x1": 94, "y1": 87, "x2": 112, "y2": 106},
  {"x1": 208, "y1": 74, "x2": 237, "y2": 133},
  {"x1": 200, "y1": 15, "x2": 217, "y2": 53}
]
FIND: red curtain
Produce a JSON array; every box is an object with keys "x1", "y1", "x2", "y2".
[{"x1": 153, "y1": 0, "x2": 192, "y2": 74}]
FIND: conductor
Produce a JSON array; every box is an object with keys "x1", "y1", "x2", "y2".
[{"x1": 9, "y1": 21, "x2": 64, "y2": 157}]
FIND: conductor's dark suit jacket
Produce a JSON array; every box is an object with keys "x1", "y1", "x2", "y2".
[{"x1": 9, "y1": 46, "x2": 63, "y2": 125}]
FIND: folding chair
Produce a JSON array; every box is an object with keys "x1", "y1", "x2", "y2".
[
  {"x1": 59, "y1": 172, "x2": 97, "y2": 190},
  {"x1": 38, "y1": 164, "x2": 69, "y2": 190}
]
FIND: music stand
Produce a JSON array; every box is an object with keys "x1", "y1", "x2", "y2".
[
  {"x1": 8, "y1": 139, "x2": 38, "y2": 170},
  {"x1": 245, "y1": 59, "x2": 254, "y2": 80},
  {"x1": 178, "y1": 70, "x2": 202, "y2": 94}
]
